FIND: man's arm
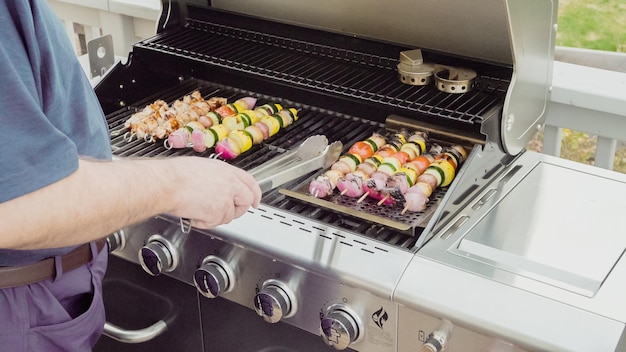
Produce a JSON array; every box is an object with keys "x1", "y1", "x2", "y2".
[{"x1": 0, "y1": 156, "x2": 262, "y2": 250}]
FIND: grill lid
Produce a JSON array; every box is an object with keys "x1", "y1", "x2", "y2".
[{"x1": 202, "y1": 0, "x2": 557, "y2": 154}]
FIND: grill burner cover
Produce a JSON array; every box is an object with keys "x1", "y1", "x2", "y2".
[
  {"x1": 397, "y1": 49, "x2": 435, "y2": 86},
  {"x1": 434, "y1": 65, "x2": 478, "y2": 94}
]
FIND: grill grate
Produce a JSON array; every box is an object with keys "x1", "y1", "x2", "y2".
[
  {"x1": 103, "y1": 12, "x2": 512, "y2": 249},
  {"x1": 138, "y1": 20, "x2": 509, "y2": 127},
  {"x1": 106, "y1": 79, "x2": 437, "y2": 248}
]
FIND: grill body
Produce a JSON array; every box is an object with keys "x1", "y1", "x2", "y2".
[{"x1": 93, "y1": 1, "x2": 626, "y2": 352}]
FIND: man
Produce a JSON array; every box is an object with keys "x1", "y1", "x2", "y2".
[{"x1": 0, "y1": 0, "x2": 262, "y2": 350}]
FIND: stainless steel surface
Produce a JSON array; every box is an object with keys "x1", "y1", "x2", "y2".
[
  {"x1": 502, "y1": 0, "x2": 557, "y2": 154},
  {"x1": 320, "y1": 304, "x2": 363, "y2": 350},
  {"x1": 433, "y1": 65, "x2": 477, "y2": 94},
  {"x1": 212, "y1": 0, "x2": 514, "y2": 65},
  {"x1": 138, "y1": 234, "x2": 179, "y2": 276},
  {"x1": 254, "y1": 279, "x2": 297, "y2": 323},
  {"x1": 103, "y1": 321, "x2": 168, "y2": 344},
  {"x1": 453, "y1": 160, "x2": 626, "y2": 297},
  {"x1": 96, "y1": 0, "x2": 626, "y2": 350},
  {"x1": 397, "y1": 307, "x2": 529, "y2": 352},
  {"x1": 397, "y1": 49, "x2": 434, "y2": 86},
  {"x1": 193, "y1": 255, "x2": 235, "y2": 298},
  {"x1": 252, "y1": 137, "x2": 343, "y2": 193},
  {"x1": 248, "y1": 135, "x2": 329, "y2": 177},
  {"x1": 211, "y1": 0, "x2": 557, "y2": 153},
  {"x1": 110, "y1": 215, "x2": 401, "y2": 351},
  {"x1": 396, "y1": 151, "x2": 626, "y2": 351}
]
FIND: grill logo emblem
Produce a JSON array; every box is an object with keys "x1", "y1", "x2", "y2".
[{"x1": 371, "y1": 307, "x2": 388, "y2": 329}]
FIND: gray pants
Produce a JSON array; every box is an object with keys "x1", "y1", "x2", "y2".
[{"x1": 0, "y1": 243, "x2": 108, "y2": 351}]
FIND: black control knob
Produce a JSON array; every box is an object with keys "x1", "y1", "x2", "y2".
[
  {"x1": 194, "y1": 256, "x2": 234, "y2": 299},
  {"x1": 138, "y1": 235, "x2": 178, "y2": 276},
  {"x1": 320, "y1": 306, "x2": 361, "y2": 350},
  {"x1": 254, "y1": 280, "x2": 296, "y2": 323}
]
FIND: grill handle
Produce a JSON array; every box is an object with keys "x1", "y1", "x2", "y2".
[{"x1": 103, "y1": 320, "x2": 168, "y2": 344}]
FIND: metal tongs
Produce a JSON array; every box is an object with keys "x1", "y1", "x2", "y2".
[
  {"x1": 249, "y1": 135, "x2": 343, "y2": 193},
  {"x1": 179, "y1": 135, "x2": 342, "y2": 233}
]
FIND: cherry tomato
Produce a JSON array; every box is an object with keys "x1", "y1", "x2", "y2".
[
  {"x1": 408, "y1": 155, "x2": 431, "y2": 174},
  {"x1": 376, "y1": 146, "x2": 396, "y2": 158},
  {"x1": 348, "y1": 141, "x2": 375, "y2": 161},
  {"x1": 390, "y1": 151, "x2": 410, "y2": 165}
]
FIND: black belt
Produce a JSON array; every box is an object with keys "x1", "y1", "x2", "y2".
[{"x1": 0, "y1": 239, "x2": 107, "y2": 289}]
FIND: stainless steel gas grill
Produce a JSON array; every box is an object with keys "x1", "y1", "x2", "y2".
[{"x1": 93, "y1": 1, "x2": 626, "y2": 351}]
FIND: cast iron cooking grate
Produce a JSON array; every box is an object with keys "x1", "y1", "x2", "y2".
[
  {"x1": 106, "y1": 79, "x2": 452, "y2": 246},
  {"x1": 137, "y1": 19, "x2": 510, "y2": 127}
]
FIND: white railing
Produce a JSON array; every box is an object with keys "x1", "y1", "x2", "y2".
[
  {"x1": 545, "y1": 48, "x2": 626, "y2": 171},
  {"x1": 47, "y1": 0, "x2": 160, "y2": 58},
  {"x1": 48, "y1": 2, "x2": 626, "y2": 172}
]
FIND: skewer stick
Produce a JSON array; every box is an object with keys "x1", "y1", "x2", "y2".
[
  {"x1": 313, "y1": 190, "x2": 319, "y2": 198},
  {"x1": 110, "y1": 127, "x2": 127, "y2": 136},
  {"x1": 340, "y1": 189, "x2": 348, "y2": 196},
  {"x1": 357, "y1": 192, "x2": 369, "y2": 203},
  {"x1": 377, "y1": 195, "x2": 389, "y2": 206},
  {"x1": 401, "y1": 206, "x2": 409, "y2": 215}
]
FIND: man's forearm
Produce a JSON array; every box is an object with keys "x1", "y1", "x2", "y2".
[{"x1": 0, "y1": 158, "x2": 178, "y2": 250}]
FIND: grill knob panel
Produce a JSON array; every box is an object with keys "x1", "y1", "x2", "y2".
[
  {"x1": 320, "y1": 305, "x2": 362, "y2": 350},
  {"x1": 194, "y1": 256, "x2": 234, "y2": 299},
  {"x1": 254, "y1": 280, "x2": 296, "y2": 323},
  {"x1": 138, "y1": 235, "x2": 178, "y2": 276}
]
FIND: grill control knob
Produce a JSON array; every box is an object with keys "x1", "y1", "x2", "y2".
[
  {"x1": 320, "y1": 305, "x2": 362, "y2": 350},
  {"x1": 254, "y1": 279, "x2": 297, "y2": 323},
  {"x1": 105, "y1": 229, "x2": 126, "y2": 252},
  {"x1": 421, "y1": 320, "x2": 453, "y2": 352},
  {"x1": 194, "y1": 256, "x2": 235, "y2": 299},
  {"x1": 138, "y1": 235, "x2": 178, "y2": 276}
]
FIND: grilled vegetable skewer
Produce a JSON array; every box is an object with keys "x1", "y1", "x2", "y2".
[
  {"x1": 215, "y1": 108, "x2": 300, "y2": 159},
  {"x1": 397, "y1": 145, "x2": 467, "y2": 213},
  {"x1": 164, "y1": 98, "x2": 265, "y2": 150},
  {"x1": 308, "y1": 133, "x2": 386, "y2": 198}
]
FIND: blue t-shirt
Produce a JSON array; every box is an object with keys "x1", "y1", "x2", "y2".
[{"x1": 0, "y1": 0, "x2": 112, "y2": 266}]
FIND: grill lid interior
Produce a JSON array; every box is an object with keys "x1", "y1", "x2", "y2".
[{"x1": 205, "y1": 0, "x2": 558, "y2": 155}]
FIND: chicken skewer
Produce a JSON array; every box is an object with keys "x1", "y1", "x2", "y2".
[
  {"x1": 119, "y1": 91, "x2": 238, "y2": 142},
  {"x1": 163, "y1": 98, "x2": 264, "y2": 152}
]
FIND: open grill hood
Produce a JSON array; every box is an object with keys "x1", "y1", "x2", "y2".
[{"x1": 162, "y1": 0, "x2": 558, "y2": 155}]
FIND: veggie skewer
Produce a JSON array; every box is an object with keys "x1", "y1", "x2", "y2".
[
  {"x1": 164, "y1": 97, "x2": 262, "y2": 150},
  {"x1": 308, "y1": 133, "x2": 386, "y2": 198},
  {"x1": 215, "y1": 108, "x2": 300, "y2": 159},
  {"x1": 338, "y1": 130, "x2": 428, "y2": 199},
  {"x1": 390, "y1": 145, "x2": 467, "y2": 214}
]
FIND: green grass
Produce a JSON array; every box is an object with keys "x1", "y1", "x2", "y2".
[
  {"x1": 527, "y1": 0, "x2": 626, "y2": 174},
  {"x1": 557, "y1": 0, "x2": 626, "y2": 52}
]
